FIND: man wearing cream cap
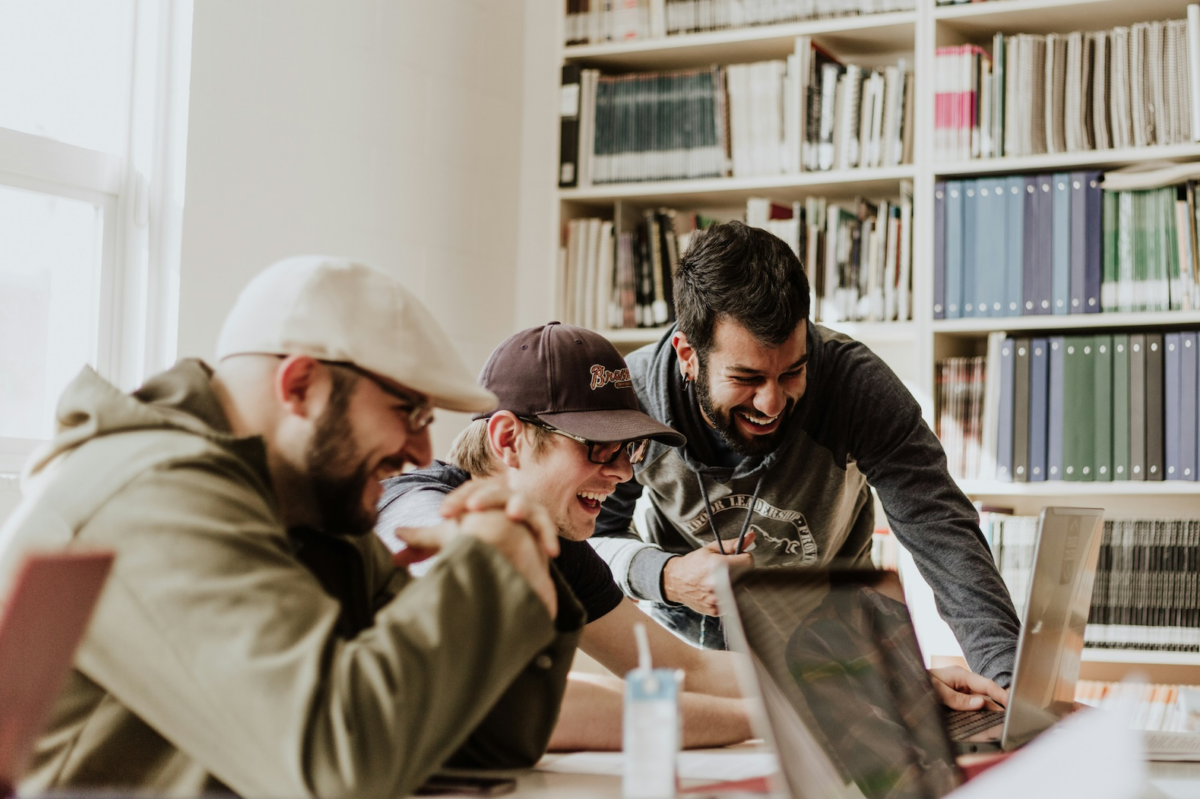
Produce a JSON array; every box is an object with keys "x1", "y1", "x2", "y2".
[{"x1": 0, "y1": 256, "x2": 583, "y2": 799}]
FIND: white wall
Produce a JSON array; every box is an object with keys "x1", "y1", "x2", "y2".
[{"x1": 178, "y1": 0, "x2": 534, "y2": 455}]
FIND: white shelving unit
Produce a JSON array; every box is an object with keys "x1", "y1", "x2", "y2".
[{"x1": 551, "y1": 0, "x2": 1200, "y2": 682}]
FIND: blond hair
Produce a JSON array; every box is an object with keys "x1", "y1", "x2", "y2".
[{"x1": 448, "y1": 417, "x2": 552, "y2": 478}]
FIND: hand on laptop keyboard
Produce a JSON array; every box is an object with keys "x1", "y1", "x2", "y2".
[{"x1": 930, "y1": 666, "x2": 1009, "y2": 712}]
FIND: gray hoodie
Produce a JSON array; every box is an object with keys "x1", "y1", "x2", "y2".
[{"x1": 591, "y1": 324, "x2": 1020, "y2": 685}]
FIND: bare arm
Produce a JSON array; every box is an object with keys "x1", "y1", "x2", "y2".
[
  {"x1": 581, "y1": 599, "x2": 743, "y2": 697},
  {"x1": 547, "y1": 673, "x2": 753, "y2": 751}
]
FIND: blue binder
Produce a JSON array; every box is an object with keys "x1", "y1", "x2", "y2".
[
  {"x1": 1069, "y1": 172, "x2": 1087, "y2": 314},
  {"x1": 1047, "y1": 336, "x2": 1066, "y2": 480},
  {"x1": 945, "y1": 180, "x2": 964, "y2": 319},
  {"x1": 1183, "y1": 332, "x2": 1198, "y2": 480},
  {"x1": 1022, "y1": 177, "x2": 1039, "y2": 315},
  {"x1": 963, "y1": 181, "x2": 978, "y2": 317},
  {"x1": 1051, "y1": 173, "x2": 1071, "y2": 315},
  {"x1": 1165, "y1": 333, "x2": 1182, "y2": 479},
  {"x1": 934, "y1": 181, "x2": 947, "y2": 319},
  {"x1": 1005, "y1": 176, "x2": 1024, "y2": 317},
  {"x1": 997, "y1": 337, "x2": 1016, "y2": 481},
  {"x1": 1082, "y1": 171, "x2": 1103, "y2": 314}
]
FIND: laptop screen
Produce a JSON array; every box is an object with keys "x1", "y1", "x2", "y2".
[{"x1": 720, "y1": 568, "x2": 962, "y2": 799}]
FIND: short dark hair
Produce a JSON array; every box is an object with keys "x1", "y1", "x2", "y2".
[{"x1": 674, "y1": 221, "x2": 811, "y2": 359}]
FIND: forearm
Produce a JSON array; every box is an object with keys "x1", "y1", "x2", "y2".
[
  {"x1": 655, "y1": 649, "x2": 743, "y2": 699},
  {"x1": 547, "y1": 673, "x2": 754, "y2": 751}
]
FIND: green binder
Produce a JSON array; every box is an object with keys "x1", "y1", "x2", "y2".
[
  {"x1": 1093, "y1": 334, "x2": 1114, "y2": 481},
  {"x1": 1112, "y1": 334, "x2": 1131, "y2": 480},
  {"x1": 1064, "y1": 335, "x2": 1097, "y2": 481}
]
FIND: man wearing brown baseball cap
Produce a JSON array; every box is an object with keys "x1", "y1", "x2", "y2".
[
  {"x1": 0, "y1": 257, "x2": 584, "y2": 799},
  {"x1": 378, "y1": 322, "x2": 757, "y2": 751}
]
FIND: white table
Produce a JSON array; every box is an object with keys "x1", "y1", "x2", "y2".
[{"x1": 434, "y1": 745, "x2": 1200, "y2": 798}]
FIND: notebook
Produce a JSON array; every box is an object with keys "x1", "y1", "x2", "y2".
[{"x1": 0, "y1": 551, "x2": 113, "y2": 798}]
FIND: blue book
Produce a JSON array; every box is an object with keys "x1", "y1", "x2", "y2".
[
  {"x1": 962, "y1": 181, "x2": 978, "y2": 317},
  {"x1": 934, "y1": 181, "x2": 947, "y2": 319},
  {"x1": 1183, "y1": 332, "x2": 1198, "y2": 480},
  {"x1": 1047, "y1": 336, "x2": 1066, "y2": 480},
  {"x1": 979, "y1": 177, "x2": 1007, "y2": 317},
  {"x1": 1035, "y1": 175, "x2": 1055, "y2": 314},
  {"x1": 1005, "y1": 176, "x2": 1025, "y2": 317},
  {"x1": 1029, "y1": 337, "x2": 1050, "y2": 481},
  {"x1": 1051, "y1": 172, "x2": 1071, "y2": 315},
  {"x1": 997, "y1": 337, "x2": 1016, "y2": 481},
  {"x1": 945, "y1": 180, "x2": 964, "y2": 319},
  {"x1": 1069, "y1": 172, "x2": 1087, "y2": 313},
  {"x1": 1165, "y1": 333, "x2": 1182, "y2": 479},
  {"x1": 1082, "y1": 171, "x2": 1103, "y2": 314},
  {"x1": 1022, "y1": 177, "x2": 1039, "y2": 315}
]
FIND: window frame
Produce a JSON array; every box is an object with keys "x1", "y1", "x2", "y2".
[{"x1": 0, "y1": 1, "x2": 192, "y2": 474}]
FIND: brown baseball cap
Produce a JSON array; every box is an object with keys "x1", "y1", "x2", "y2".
[{"x1": 476, "y1": 322, "x2": 685, "y2": 447}]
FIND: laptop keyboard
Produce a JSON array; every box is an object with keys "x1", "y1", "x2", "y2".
[{"x1": 944, "y1": 709, "x2": 1006, "y2": 740}]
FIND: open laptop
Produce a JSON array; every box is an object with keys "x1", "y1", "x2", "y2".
[
  {"x1": 0, "y1": 551, "x2": 113, "y2": 798},
  {"x1": 716, "y1": 565, "x2": 964, "y2": 799},
  {"x1": 943, "y1": 506, "x2": 1104, "y2": 753}
]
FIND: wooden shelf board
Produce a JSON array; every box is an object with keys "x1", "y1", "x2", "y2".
[
  {"x1": 957, "y1": 480, "x2": 1200, "y2": 496},
  {"x1": 563, "y1": 12, "x2": 916, "y2": 70},
  {"x1": 561, "y1": 166, "x2": 916, "y2": 207},
  {"x1": 933, "y1": 143, "x2": 1200, "y2": 177},
  {"x1": 932, "y1": 311, "x2": 1200, "y2": 335},
  {"x1": 935, "y1": 0, "x2": 1190, "y2": 40}
]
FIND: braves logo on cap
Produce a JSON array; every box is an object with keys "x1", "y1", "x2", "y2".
[{"x1": 590, "y1": 364, "x2": 632, "y2": 391}]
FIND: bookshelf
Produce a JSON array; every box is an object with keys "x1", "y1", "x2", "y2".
[{"x1": 550, "y1": 0, "x2": 1200, "y2": 681}]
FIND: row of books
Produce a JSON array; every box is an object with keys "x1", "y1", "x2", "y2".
[
  {"x1": 933, "y1": 174, "x2": 1200, "y2": 321},
  {"x1": 1087, "y1": 520, "x2": 1200, "y2": 652},
  {"x1": 936, "y1": 356, "x2": 986, "y2": 481},
  {"x1": 969, "y1": 331, "x2": 1200, "y2": 484},
  {"x1": 563, "y1": 0, "x2": 914, "y2": 46},
  {"x1": 559, "y1": 210, "x2": 711, "y2": 330},
  {"x1": 747, "y1": 185, "x2": 914, "y2": 324},
  {"x1": 557, "y1": 40, "x2": 913, "y2": 186},
  {"x1": 935, "y1": 18, "x2": 1200, "y2": 162},
  {"x1": 1076, "y1": 681, "x2": 1194, "y2": 732}
]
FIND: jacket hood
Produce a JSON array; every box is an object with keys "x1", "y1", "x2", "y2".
[
  {"x1": 26, "y1": 359, "x2": 257, "y2": 479},
  {"x1": 631, "y1": 323, "x2": 817, "y2": 481}
]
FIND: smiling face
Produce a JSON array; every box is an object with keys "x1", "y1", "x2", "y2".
[
  {"x1": 505, "y1": 422, "x2": 633, "y2": 542},
  {"x1": 304, "y1": 365, "x2": 433, "y2": 535},
  {"x1": 685, "y1": 318, "x2": 808, "y2": 457}
]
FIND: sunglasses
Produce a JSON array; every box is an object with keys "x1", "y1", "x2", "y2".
[{"x1": 520, "y1": 417, "x2": 650, "y2": 465}]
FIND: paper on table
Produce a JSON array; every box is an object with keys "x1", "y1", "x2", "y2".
[
  {"x1": 946, "y1": 705, "x2": 1145, "y2": 799},
  {"x1": 536, "y1": 751, "x2": 779, "y2": 783}
]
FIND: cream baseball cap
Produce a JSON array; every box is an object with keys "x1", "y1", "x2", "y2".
[{"x1": 216, "y1": 255, "x2": 497, "y2": 413}]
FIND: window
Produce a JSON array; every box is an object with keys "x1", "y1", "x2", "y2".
[{"x1": 0, "y1": 0, "x2": 193, "y2": 472}]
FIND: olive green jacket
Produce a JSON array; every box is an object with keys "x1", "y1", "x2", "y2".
[{"x1": 0, "y1": 360, "x2": 583, "y2": 799}]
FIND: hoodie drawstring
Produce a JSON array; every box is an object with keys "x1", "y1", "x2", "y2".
[
  {"x1": 696, "y1": 471, "x2": 764, "y2": 556},
  {"x1": 694, "y1": 471, "x2": 764, "y2": 648}
]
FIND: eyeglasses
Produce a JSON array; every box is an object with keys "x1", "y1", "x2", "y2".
[
  {"x1": 329, "y1": 362, "x2": 434, "y2": 434},
  {"x1": 520, "y1": 417, "x2": 650, "y2": 465}
]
